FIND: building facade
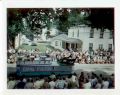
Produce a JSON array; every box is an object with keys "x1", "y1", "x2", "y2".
[
  {"x1": 51, "y1": 34, "x2": 82, "y2": 51},
  {"x1": 68, "y1": 25, "x2": 113, "y2": 51},
  {"x1": 51, "y1": 25, "x2": 113, "y2": 52}
]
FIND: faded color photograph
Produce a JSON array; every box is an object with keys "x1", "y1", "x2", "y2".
[{"x1": 7, "y1": 8, "x2": 114, "y2": 89}]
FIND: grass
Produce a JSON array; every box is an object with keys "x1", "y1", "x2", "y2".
[{"x1": 19, "y1": 43, "x2": 51, "y2": 53}]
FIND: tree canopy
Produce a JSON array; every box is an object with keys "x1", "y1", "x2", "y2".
[
  {"x1": 87, "y1": 8, "x2": 114, "y2": 30},
  {"x1": 7, "y1": 8, "x2": 114, "y2": 47}
]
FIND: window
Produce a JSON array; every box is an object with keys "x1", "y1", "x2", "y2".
[
  {"x1": 72, "y1": 31, "x2": 74, "y2": 37},
  {"x1": 100, "y1": 29, "x2": 104, "y2": 38},
  {"x1": 89, "y1": 43, "x2": 93, "y2": 51},
  {"x1": 99, "y1": 44, "x2": 103, "y2": 50},
  {"x1": 55, "y1": 41, "x2": 58, "y2": 46},
  {"x1": 108, "y1": 44, "x2": 112, "y2": 51},
  {"x1": 62, "y1": 41, "x2": 65, "y2": 48},
  {"x1": 77, "y1": 30, "x2": 79, "y2": 38},
  {"x1": 89, "y1": 28, "x2": 94, "y2": 38},
  {"x1": 109, "y1": 31, "x2": 113, "y2": 39}
]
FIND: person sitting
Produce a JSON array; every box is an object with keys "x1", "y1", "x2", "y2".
[
  {"x1": 15, "y1": 78, "x2": 26, "y2": 89},
  {"x1": 24, "y1": 78, "x2": 34, "y2": 89}
]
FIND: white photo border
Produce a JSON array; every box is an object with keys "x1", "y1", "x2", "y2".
[{"x1": 1, "y1": 0, "x2": 120, "y2": 95}]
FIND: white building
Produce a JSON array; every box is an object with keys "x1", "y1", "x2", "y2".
[
  {"x1": 51, "y1": 25, "x2": 113, "y2": 51},
  {"x1": 15, "y1": 33, "x2": 31, "y2": 49},
  {"x1": 68, "y1": 25, "x2": 113, "y2": 51},
  {"x1": 51, "y1": 34, "x2": 82, "y2": 51}
]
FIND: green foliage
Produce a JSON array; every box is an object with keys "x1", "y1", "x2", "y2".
[
  {"x1": 7, "y1": 8, "x2": 114, "y2": 47},
  {"x1": 7, "y1": 8, "x2": 91, "y2": 38},
  {"x1": 87, "y1": 8, "x2": 114, "y2": 30},
  {"x1": 55, "y1": 8, "x2": 90, "y2": 32},
  {"x1": 7, "y1": 9, "x2": 24, "y2": 39}
]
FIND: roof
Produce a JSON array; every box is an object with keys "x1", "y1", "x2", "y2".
[
  {"x1": 51, "y1": 34, "x2": 68, "y2": 40},
  {"x1": 51, "y1": 34, "x2": 82, "y2": 44}
]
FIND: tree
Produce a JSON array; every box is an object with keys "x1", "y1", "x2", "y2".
[
  {"x1": 87, "y1": 8, "x2": 114, "y2": 30},
  {"x1": 26, "y1": 8, "x2": 55, "y2": 31},
  {"x1": 55, "y1": 8, "x2": 90, "y2": 32},
  {"x1": 7, "y1": 9, "x2": 25, "y2": 48},
  {"x1": 87, "y1": 8, "x2": 114, "y2": 45},
  {"x1": 68, "y1": 8, "x2": 90, "y2": 26},
  {"x1": 8, "y1": 8, "x2": 114, "y2": 48},
  {"x1": 7, "y1": 8, "x2": 55, "y2": 48}
]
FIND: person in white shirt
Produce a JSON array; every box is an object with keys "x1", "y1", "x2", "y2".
[
  {"x1": 83, "y1": 79, "x2": 91, "y2": 89},
  {"x1": 71, "y1": 73, "x2": 79, "y2": 88},
  {"x1": 55, "y1": 77, "x2": 66, "y2": 89},
  {"x1": 102, "y1": 78, "x2": 109, "y2": 89},
  {"x1": 49, "y1": 79, "x2": 56, "y2": 89},
  {"x1": 71, "y1": 74, "x2": 77, "y2": 82},
  {"x1": 7, "y1": 77, "x2": 16, "y2": 89},
  {"x1": 34, "y1": 78, "x2": 45, "y2": 89},
  {"x1": 34, "y1": 54, "x2": 40, "y2": 61}
]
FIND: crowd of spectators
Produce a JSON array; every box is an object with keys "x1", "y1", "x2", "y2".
[
  {"x1": 7, "y1": 72, "x2": 114, "y2": 89},
  {"x1": 50, "y1": 49, "x2": 114, "y2": 64},
  {"x1": 7, "y1": 47, "x2": 114, "y2": 64},
  {"x1": 7, "y1": 47, "x2": 16, "y2": 64}
]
